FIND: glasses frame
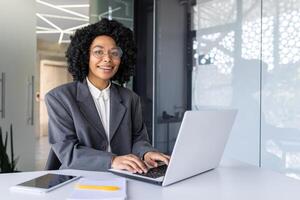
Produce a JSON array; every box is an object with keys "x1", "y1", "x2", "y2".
[{"x1": 91, "y1": 46, "x2": 123, "y2": 60}]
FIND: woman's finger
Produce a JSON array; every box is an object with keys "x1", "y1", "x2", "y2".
[
  {"x1": 126, "y1": 155, "x2": 148, "y2": 173},
  {"x1": 150, "y1": 153, "x2": 170, "y2": 165},
  {"x1": 145, "y1": 159, "x2": 158, "y2": 168},
  {"x1": 120, "y1": 163, "x2": 135, "y2": 173},
  {"x1": 123, "y1": 159, "x2": 144, "y2": 173}
]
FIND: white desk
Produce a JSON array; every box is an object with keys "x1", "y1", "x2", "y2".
[{"x1": 1, "y1": 159, "x2": 300, "y2": 200}]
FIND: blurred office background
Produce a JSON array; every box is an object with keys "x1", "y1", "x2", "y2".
[{"x1": 0, "y1": 0, "x2": 300, "y2": 180}]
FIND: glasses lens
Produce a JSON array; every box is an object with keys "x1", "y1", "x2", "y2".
[
  {"x1": 110, "y1": 48, "x2": 122, "y2": 58},
  {"x1": 92, "y1": 49, "x2": 104, "y2": 58}
]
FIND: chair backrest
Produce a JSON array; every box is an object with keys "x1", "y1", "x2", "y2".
[{"x1": 45, "y1": 148, "x2": 61, "y2": 170}]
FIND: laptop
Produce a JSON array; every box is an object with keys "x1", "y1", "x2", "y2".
[{"x1": 109, "y1": 109, "x2": 237, "y2": 186}]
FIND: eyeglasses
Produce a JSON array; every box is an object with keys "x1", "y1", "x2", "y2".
[{"x1": 91, "y1": 47, "x2": 123, "y2": 60}]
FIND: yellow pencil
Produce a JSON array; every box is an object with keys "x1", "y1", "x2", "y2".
[{"x1": 75, "y1": 184, "x2": 120, "y2": 191}]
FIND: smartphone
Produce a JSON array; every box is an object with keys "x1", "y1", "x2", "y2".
[{"x1": 10, "y1": 173, "x2": 80, "y2": 194}]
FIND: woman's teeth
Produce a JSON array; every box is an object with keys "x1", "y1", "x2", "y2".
[{"x1": 98, "y1": 66, "x2": 112, "y2": 71}]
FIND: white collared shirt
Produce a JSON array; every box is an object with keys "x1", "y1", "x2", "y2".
[{"x1": 86, "y1": 77, "x2": 111, "y2": 152}]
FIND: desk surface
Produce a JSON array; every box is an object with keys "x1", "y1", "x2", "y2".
[{"x1": 1, "y1": 159, "x2": 300, "y2": 200}]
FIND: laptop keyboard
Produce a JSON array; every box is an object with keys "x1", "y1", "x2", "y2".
[{"x1": 135, "y1": 164, "x2": 168, "y2": 178}]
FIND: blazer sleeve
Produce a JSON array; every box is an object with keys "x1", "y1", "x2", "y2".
[
  {"x1": 45, "y1": 92, "x2": 116, "y2": 171},
  {"x1": 131, "y1": 95, "x2": 158, "y2": 158}
]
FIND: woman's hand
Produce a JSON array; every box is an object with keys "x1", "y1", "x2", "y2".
[
  {"x1": 111, "y1": 154, "x2": 148, "y2": 174},
  {"x1": 143, "y1": 152, "x2": 171, "y2": 167}
]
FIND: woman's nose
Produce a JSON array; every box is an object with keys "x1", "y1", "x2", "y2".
[{"x1": 102, "y1": 53, "x2": 112, "y2": 62}]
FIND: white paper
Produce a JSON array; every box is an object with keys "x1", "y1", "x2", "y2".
[{"x1": 67, "y1": 177, "x2": 126, "y2": 200}]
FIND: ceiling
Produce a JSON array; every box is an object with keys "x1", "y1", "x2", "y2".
[{"x1": 36, "y1": 0, "x2": 89, "y2": 44}]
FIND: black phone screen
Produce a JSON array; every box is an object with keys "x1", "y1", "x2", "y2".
[{"x1": 18, "y1": 173, "x2": 77, "y2": 189}]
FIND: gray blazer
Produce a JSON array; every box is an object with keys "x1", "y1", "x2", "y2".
[{"x1": 45, "y1": 80, "x2": 156, "y2": 171}]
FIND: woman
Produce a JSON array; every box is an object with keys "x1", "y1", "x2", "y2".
[{"x1": 45, "y1": 18, "x2": 170, "y2": 173}]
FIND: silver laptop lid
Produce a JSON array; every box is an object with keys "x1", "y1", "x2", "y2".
[{"x1": 162, "y1": 109, "x2": 237, "y2": 186}]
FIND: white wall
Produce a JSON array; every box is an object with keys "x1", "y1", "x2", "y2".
[{"x1": 0, "y1": 0, "x2": 36, "y2": 171}]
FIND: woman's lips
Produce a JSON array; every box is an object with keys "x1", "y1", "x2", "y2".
[{"x1": 97, "y1": 65, "x2": 113, "y2": 71}]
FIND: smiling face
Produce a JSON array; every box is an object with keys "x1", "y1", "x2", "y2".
[{"x1": 88, "y1": 35, "x2": 121, "y2": 89}]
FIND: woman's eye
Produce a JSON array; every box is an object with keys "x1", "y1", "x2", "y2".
[
  {"x1": 94, "y1": 50, "x2": 103, "y2": 55},
  {"x1": 111, "y1": 51, "x2": 119, "y2": 57}
]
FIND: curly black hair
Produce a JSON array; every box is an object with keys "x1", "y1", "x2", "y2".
[{"x1": 66, "y1": 18, "x2": 136, "y2": 85}]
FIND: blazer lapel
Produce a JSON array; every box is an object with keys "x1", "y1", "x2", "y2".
[
  {"x1": 76, "y1": 80, "x2": 107, "y2": 140},
  {"x1": 110, "y1": 84, "x2": 126, "y2": 140}
]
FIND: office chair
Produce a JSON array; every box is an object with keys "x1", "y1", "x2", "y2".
[{"x1": 45, "y1": 149, "x2": 61, "y2": 170}]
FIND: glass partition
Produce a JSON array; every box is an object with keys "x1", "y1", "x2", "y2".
[
  {"x1": 191, "y1": 0, "x2": 300, "y2": 179},
  {"x1": 191, "y1": 0, "x2": 262, "y2": 165},
  {"x1": 261, "y1": 0, "x2": 300, "y2": 178},
  {"x1": 90, "y1": 0, "x2": 133, "y2": 28}
]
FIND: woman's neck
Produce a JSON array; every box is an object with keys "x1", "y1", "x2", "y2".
[{"x1": 87, "y1": 76, "x2": 109, "y2": 90}]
